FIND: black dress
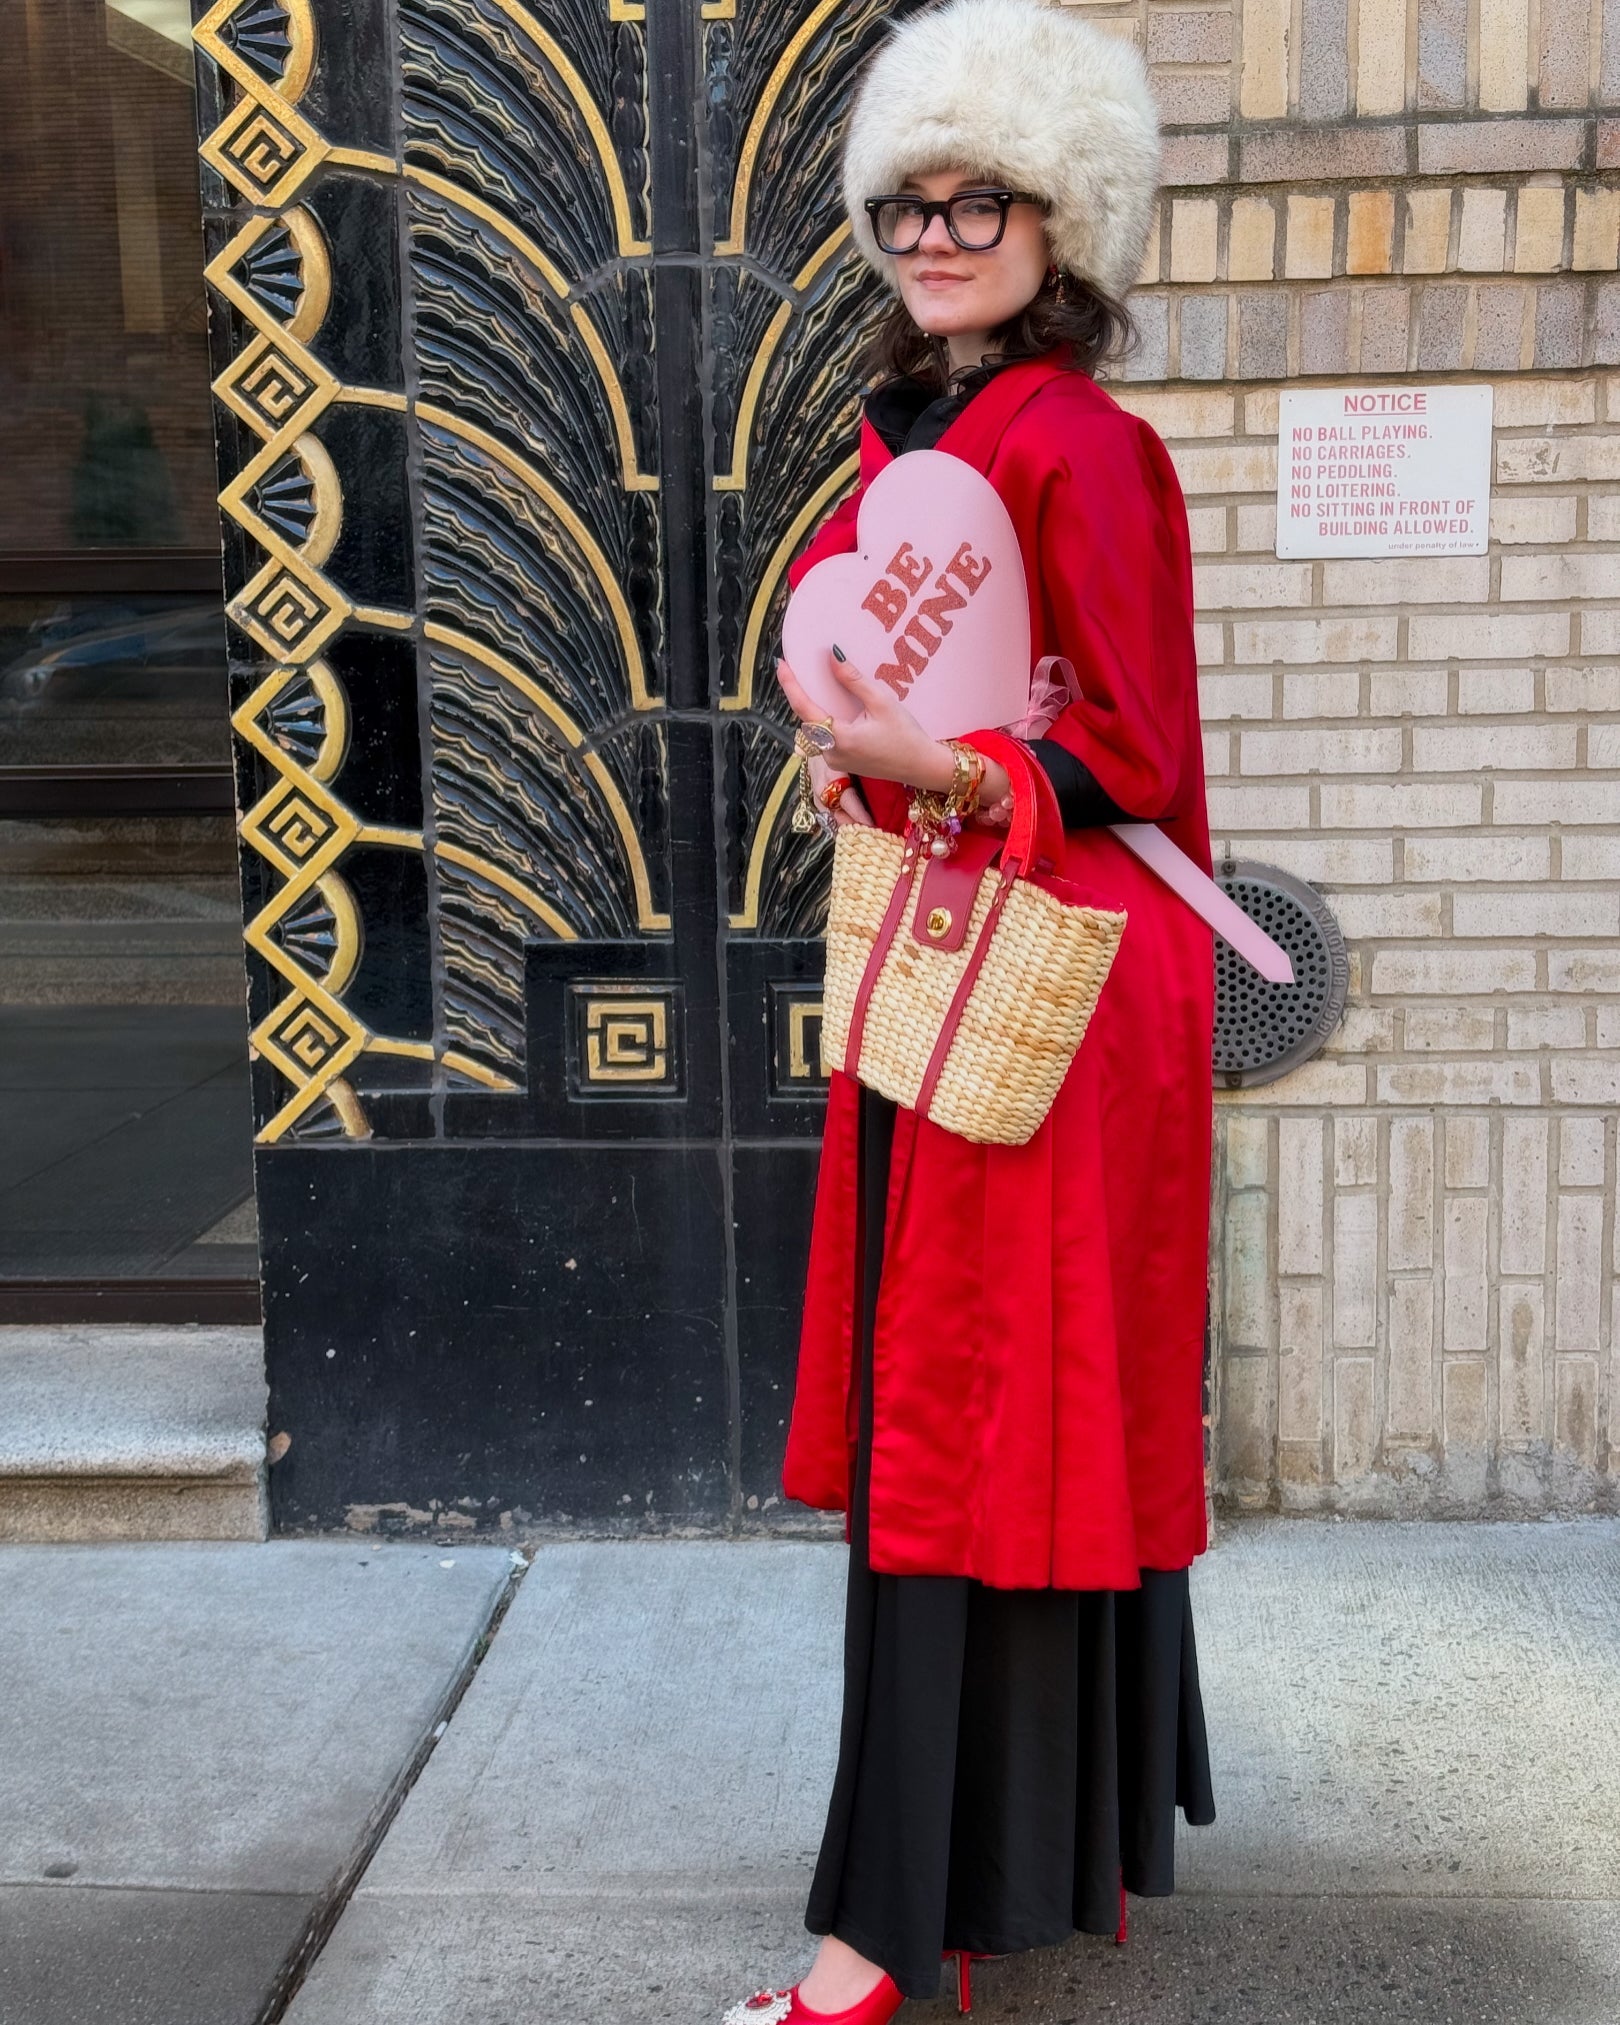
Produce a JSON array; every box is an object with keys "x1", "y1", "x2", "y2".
[{"x1": 802, "y1": 359, "x2": 1217, "y2": 2001}]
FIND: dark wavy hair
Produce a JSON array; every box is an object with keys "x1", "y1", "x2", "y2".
[{"x1": 858, "y1": 267, "x2": 1134, "y2": 395}]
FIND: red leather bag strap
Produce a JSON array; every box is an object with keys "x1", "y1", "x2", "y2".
[
  {"x1": 842, "y1": 834, "x2": 921, "y2": 1076},
  {"x1": 911, "y1": 737, "x2": 1066, "y2": 1124},
  {"x1": 913, "y1": 868, "x2": 1017, "y2": 1124},
  {"x1": 961, "y1": 731, "x2": 1066, "y2": 878}
]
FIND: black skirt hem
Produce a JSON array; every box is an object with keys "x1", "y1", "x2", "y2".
[{"x1": 803, "y1": 1085, "x2": 1215, "y2": 2001}]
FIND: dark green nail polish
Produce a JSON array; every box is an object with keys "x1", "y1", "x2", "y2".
[{"x1": 831, "y1": 643, "x2": 846, "y2": 662}]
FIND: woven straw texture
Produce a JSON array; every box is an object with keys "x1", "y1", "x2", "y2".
[{"x1": 822, "y1": 825, "x2": 1127, "y2": 1146}]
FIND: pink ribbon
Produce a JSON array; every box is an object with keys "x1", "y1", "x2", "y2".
[
  {"x1": 1107, "y1": 824, "x2": 1296, "y2": 984},
  {"x1": 999, "y1": 656, "x2": 1295, "y2": 985}
]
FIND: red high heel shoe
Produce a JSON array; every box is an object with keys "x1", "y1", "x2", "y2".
[
  {"x1": 944, "y1": 1883, "x2": 1128, "y2": 2014},
  {"x1": 942, "y1": 1951, "x2": 993, "y2": 2014},
  {"x1": 722, "y1": 1972, "x2": 904, "y2": 2025}
]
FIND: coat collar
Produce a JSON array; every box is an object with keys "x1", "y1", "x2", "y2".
[
  {"x1": 859, "y1": 348, "x2": 1072, "y2": 479},
  {"x1": 934, "y1": 347, "x2": 1072, "y2": 468}
]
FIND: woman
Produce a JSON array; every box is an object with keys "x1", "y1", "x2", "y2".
[{"x1": 729, "y1": 4, "x2": 1217, "y2": 2018}]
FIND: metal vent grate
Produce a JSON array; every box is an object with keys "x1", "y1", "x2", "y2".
[{"x1": 1212, "y1": 861, "x2": 1348, "y2": 1088}]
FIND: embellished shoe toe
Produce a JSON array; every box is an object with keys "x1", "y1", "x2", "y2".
[
  {"x1": 723, "y1": 1995, "x2": 796, "y2": 2025},
  {"x1": 721, "y1": 1972, "x2": 904, "y2": 2025}
]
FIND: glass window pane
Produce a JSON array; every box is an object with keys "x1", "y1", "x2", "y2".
[
  {"x1": 1, "y1": 5, "x2": 252, "y2": 1298},
  {"x1": 0, "y1": 594, "x2": 230, "y2": 769},
  {"x1": 0, "y1": 814, "x2": 254, "y2": 1280},
  {"x1": 0, "y1": 1, "x2": 219, "y2": 550}
]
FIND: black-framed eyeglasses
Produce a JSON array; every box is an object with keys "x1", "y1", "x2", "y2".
[
  {"x1": 864, "y1": 187, "x2": 1047, "y2": 256},
  {"x1": 866, "y1": 188, "x2": 1044, "y2": 257}
]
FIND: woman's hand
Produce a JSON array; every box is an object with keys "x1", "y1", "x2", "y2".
[
  {"x1": 776, "y1": 649, "x2": 1011, "y2": 807},
  {"x1": 808, "y1": 753, "x2": 874, "y2": 827},
  {"x1": 776, "y1": 649, "x2": 954, "y2": 792}
]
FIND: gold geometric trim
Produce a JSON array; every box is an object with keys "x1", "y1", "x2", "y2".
[
  {"x1": 219, "y1": 429, "x2": 343, "y2": 571},
  {"x1": 715, "y1": 226, "x2": 850, "y2": 494},
  {"x1": 200, "y1": 0, "x2": 674, "y2": 1133},
  {"x1": 361, "y1": 1037, "x2": 518, "y2": 1094},
  {"x1": 232, "y1": 660, "x2": 349, "y2": 784},
  {"x1": 355, "y1": 824, "x2": 425, "y2": 851},
  {"x1": 229, "y1": 553, "x2": 350, "y2": 663},
  {"x1": 212, "y1": 330, "x2": 337, "y2": 443},
  {"x1": 316, "y1": 871, "x2": 363, "y2": 996},
  {"x1": 568, "y1": 304, "x2": 659, "y2": 491},
  {"x1": 440, "y1": 1048, "x2": 520, "y2": 1090},
  {"x1": 254, "y1": 992, "x2": 362, "y2": 1082},
  {"x1": 282, "y1": 206, "x2": 333, "y2": 342},
  {"x1": 251, "y1": 991, "x2": 368, "y2": 1144},
  {"x1": 199, "y1": 89, "x2": 325, "y2": 207},
  {"x1": 791, "y1": 220, "x2": 851, "y2": 295},
  {"x1": 288, "y1": 430, "x2": 342, "y2": 567},
  {"x1": 335, "y1": 387, "x2": 410, "y2": 411},
  {"x1": 204, "y1": 209, "x2": 332, "y2": 348},
  {"x1": 193, "y1": 0, "x2": 318, "y2": 105},
  {"x1": 325, "y1": 146, "x2": 398, "y2": 174},
  {"x1": 322, "y1": 1080, "x2": 373, "y2": 1138},
  {"x1": 404, "y1": 166, "x2": 573, "y2": 300},
  {"x1": 715, "y1": 298, "x2": 790, "y2": 495},
  {"x1": 239, "y1": 770, "x2": 359, "y2": 883}
]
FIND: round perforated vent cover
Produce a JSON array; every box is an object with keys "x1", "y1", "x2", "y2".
[{"x1": 1212, "y1": 861, "x2": 1348, "y2": 1088}]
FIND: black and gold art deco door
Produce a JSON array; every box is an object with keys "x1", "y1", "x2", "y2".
[{"x1": 195, "y1": 0, "x2": 924, "y2": 1528}]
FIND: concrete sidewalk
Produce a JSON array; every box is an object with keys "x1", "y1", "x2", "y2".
[
  {"x1": 280, "y1": 1520, "x2": 1620, "y2": 2025},
  {"x1": 0, "y1": 1541, "x2": 516, "y2": 2024}
]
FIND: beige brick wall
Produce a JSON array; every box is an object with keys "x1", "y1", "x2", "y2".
[
  {"x1": 1062, "y1": 0, "x2": 1620, "y2": 1511},
  {"x1": 1152, "y1": 371, "x2": 1619, "y2": 1515}
]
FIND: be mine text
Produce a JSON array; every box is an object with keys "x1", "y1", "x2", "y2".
[{"x1": 860, "y1": 539, "x2": 992, "y2": 698}]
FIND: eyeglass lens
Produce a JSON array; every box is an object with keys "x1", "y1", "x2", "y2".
[{"x1": 871, "y1": 192, "x2": 1010, "y2": 254}]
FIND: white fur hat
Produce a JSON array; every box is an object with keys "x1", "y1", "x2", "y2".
[{"x1": 842, "y1": 0, "x2": 1160, "y2": 302}]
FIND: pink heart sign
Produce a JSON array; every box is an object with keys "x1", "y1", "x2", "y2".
[{"x1": 781, "y1": 448, "x2": 1032, "y2": 740}]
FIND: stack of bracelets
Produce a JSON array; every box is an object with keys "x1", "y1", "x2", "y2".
[
  {"x1": 907, "y1": 739, "x2": 986, "y2": 858},
  {"x1": 790, "y1": 732, "x2": 987, "y2": 853}
]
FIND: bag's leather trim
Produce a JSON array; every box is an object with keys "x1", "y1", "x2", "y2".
[
  {"x1": 910, "y1": 830, "x2": 1001, "y2": 952},
  {"x1": 913, "y1": 866, "x2": 1018, "y2": 1124},
  {"x1": 844, "y1": 836, "x2": 922, "y2": 1076},
  {"x1": 912, "y1": 739, "x2": 1056, "y2": 1126}
]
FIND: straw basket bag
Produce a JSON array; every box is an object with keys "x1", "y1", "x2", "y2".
[{"x1": 820, "y1": 732, "x2": 1127, "y2": 1146}]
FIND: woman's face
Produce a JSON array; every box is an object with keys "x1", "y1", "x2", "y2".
[{"x1": 885, "y1": 168, "x2": 1051, "y2": 345}]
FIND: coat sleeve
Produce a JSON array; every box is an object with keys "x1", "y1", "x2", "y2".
[{"x1": 1025, "y1": 412, "x2": 1198, "y2": 822}]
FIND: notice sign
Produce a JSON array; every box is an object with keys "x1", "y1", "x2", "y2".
[{"x1": 1276, "y1": 385, "x2": 1492, "y2": 558}]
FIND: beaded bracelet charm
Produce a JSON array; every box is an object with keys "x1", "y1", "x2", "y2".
[
  {"x1": 908, "y1": 739, "x2": 986, "y2": 859},
  {"x1": 790, "y1": 759, "x2": 827, "y2": 835}
]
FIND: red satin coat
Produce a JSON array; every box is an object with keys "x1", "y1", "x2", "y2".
[{"x1": 781, "y1": 351, "x2": 1215, "y2": 1590}]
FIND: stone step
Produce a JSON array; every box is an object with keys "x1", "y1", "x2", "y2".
[{"x1": 0, "y1": 1325, "x2": 267, "y2": 1542}]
